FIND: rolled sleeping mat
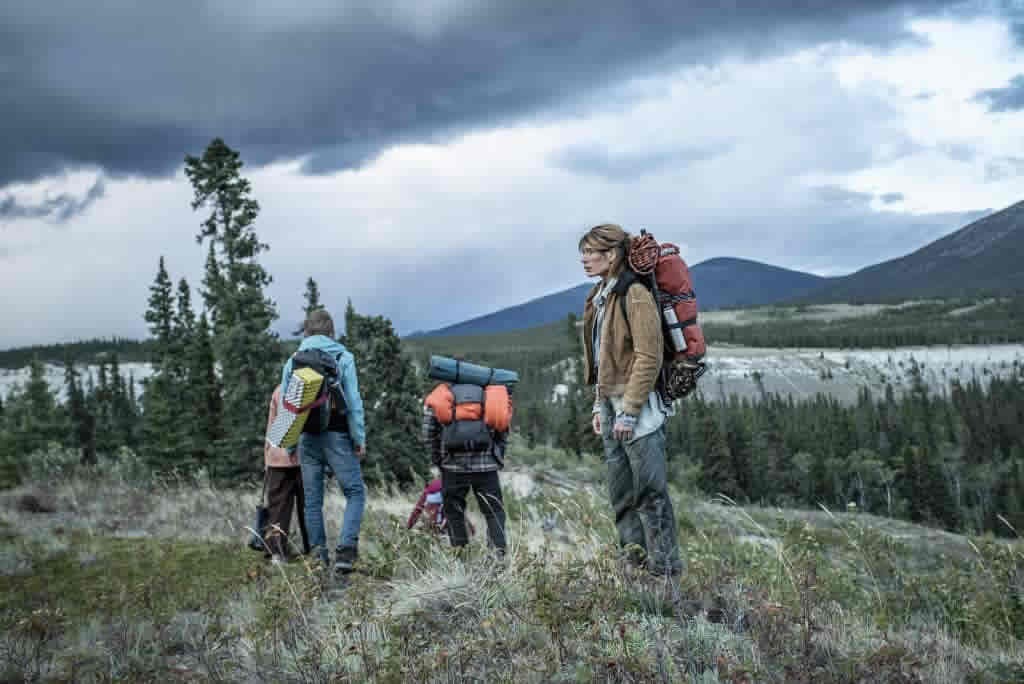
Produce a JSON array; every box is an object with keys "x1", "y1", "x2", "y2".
[
  {"x1": 428, "y1": 355, "x2": 519, "y2": 387},
  {"x1": 266, "y1": 367, "x2": 325, "y2": 449}
]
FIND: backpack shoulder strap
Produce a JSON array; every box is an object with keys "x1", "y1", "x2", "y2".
[
  {"x1": 612, "y1": 269, "x2": 650, "y2": 325},
  {"x1": 612, "y1": 269, "x2": 668, "y2": 391}
]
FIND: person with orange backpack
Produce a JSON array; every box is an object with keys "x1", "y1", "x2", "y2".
[
  {"x1": 422, "y1": 359, "x2": 514, "y2": 557},
  {"x1": 579, "y1": 223, "x2": 695, "y2": 577}
]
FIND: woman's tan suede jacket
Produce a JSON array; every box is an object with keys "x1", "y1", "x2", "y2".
[{"x1": 581, "y1": 278, "x2": 664, "y2": 416}]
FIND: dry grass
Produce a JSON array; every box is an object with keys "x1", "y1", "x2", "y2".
[{"x1": 1, "y1": 447, "x2": 1023, "y2": 682}]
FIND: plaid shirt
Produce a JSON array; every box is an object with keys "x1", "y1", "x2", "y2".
[{"x1": 422, "y1": 405, "x2": 505, "y2": 473}]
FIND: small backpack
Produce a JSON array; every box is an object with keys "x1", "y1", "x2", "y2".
[
  {"x1": 424, "y1": 383, "x2": 512, "y2": 453},
  {"x1": 287, "y1": 348, "x2": 347, "y2": 434},
  {"x1": 611, "y1": 229, "x2": 708, "y2": 401}
]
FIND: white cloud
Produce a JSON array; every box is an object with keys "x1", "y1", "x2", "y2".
[{"x1": 827, "y1": 17, "x2": 1024, "y2": 212}]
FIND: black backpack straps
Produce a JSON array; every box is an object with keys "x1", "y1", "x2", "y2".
[
  {"x1": 613, "y1": 269, "x2": 669, "y2": 391},
  {"x1": 613, "y1": 269, "x2": 644, "y2": 326}
]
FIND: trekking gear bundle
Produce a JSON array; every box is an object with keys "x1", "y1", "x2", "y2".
[
  {"x1": 425, "y1": 365, "x2": 514, "y2": 453},
  {"x1": 289, "y1": 348, "x2": 347, "y2": 433},
  {"x1": 612, "y1": 229, "x2": 708, "y2": 401},
  {"x1": 428, "y1": 355, "x2": 519, "y2": 387},
  {"x1": 265, "y1": 349, "x2": 347, "y2": 449}
]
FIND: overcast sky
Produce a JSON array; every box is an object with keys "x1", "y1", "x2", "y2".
[{"x1": 2, "y1": 1, "x2": 1023, "y2": 348}]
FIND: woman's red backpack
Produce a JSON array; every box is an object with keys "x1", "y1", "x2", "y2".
[{"x1": 611, "y1": 229, "x2": 708, "y2": 400}]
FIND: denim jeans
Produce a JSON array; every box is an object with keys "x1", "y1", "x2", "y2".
[
  {"x1": 601, "y1": 419, "x2": 682, "y2": 575},
  {"x1": 299, "y1": 430, "x2": 365, "y2": 563}
]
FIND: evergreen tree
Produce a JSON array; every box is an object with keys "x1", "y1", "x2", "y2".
[
  {"x1": 185, "y1": 138, "x2": 280, "y2": 475},
  {"x1": 144, "y1": 257, "x2": 174, "y2": 356},
  {"x1": 303, "y1": 277, "x2": 323, "y2": 317},
  {"x1": 92, "y1": 359, "x2": 118, "y2": 455},
  {"x1": 0, "y1": 390, "x2": 14, "y2": 485},
  {"x1": 694, "y1": 396, "x2": 739, "y2": 499},
  {"x1": 201, "y1": 242, "x2": 224, "y2": 327},
  {"x1": 523, "y1": 402, "x2": 543, "y2": 449},
  {"x1": 173, "y1": 278, "x2": 195, "y2": 345},
  {"x1": 560, "y1": 388, "x2": 583, "y2": 459},
  {"x1": 108, "y1": 353, "x2": 139, "y2": 450},
  {"x1": 343, "y1": 298, "x2": 356, "y2": 343},
  {"x1": 7, "y1": 357, "x2": 59, "y2": 456},
  {"x1": 64, "y1": 356, "x2": 96, "y2": 465},
  {"x1": 345, "y1": 307, "x2": 429, "y2": 486},
  {"x1": 187, "y1": 313, "x2": 224, "y2": 453},
  {"x1": 141, "y1": 260, "x2": 186, "y2": 467}
]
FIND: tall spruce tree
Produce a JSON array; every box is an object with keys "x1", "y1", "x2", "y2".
[
  {"x1": 108, "y1": 353, "x2": 139, "y2": 450},
  {"x1": 187, "y1": 312, "x2": 224, "y2": 455},
  {"x1": 303, "y1": 277, "x2": 323, "y2": 317},
  {"x1": 141, "y1": 258, "x2": 186, "y2": 466},
  {"x1": 344, "y1": 306, "x2": 428, "y2": 486},
  {"x1": 201, "y1": 242, "x2": 224, "y2": 326},
  {"x1": 64, "y1": 356, "x2": 96, "y2": 465},
  {"x1": 7, "y1": 357, "x2": 60, "y2": 456},
  {"x1": 145, "y1": 258, "x2": 174, "y2": 353},
  {"x1": 185, "y1": 138, "x2": 279, "y2": 476}
]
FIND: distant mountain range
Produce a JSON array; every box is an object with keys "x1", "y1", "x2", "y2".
[
  {"x1": 798, "y1": 200, "x2": 1024, "y2": 303},
  {"x1": 416, "y1": 258, "x2": 828, "y2": 337},
  {"x1": 413, "y1": 200, "x2": 1023, "y2": 338}
]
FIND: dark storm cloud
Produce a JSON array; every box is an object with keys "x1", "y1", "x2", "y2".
[
  {"x1": 0, "y1": 177, "x2": 105, "y2": 222},
  {"x1": 1, "y1": 0, "x2": 968, "y2": 189},
  {"x1": 552, "y1": 142, "x2": 729, "y2": 180},
  {"x1": 974, "y1": 74, "x2": 1024, "y2": 111}
]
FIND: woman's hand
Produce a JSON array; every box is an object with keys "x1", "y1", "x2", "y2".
[
  {"x1": 592, "y1": 412, "x2": 602, "y2": 435},
  {"x1": 612, "y1": 413, "x2": 637, "y2": 441}
]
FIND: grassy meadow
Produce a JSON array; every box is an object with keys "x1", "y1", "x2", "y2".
[{"x1": 2, "y1": 441, "x2": 1024, "y2": 683}]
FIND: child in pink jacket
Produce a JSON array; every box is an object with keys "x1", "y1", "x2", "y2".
[
  {"x1": 407, "y1": 478, "x2": 475, "y2": 537},
  {"x1": 263, "y1": 384, "x2": 311, "y2": 561}
]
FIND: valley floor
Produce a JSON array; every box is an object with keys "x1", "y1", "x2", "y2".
[{"x1": 699, "y1": 343, "x2": 1024, "y2": 404}]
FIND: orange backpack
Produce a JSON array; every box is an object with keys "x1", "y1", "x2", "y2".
[{"x1": 424, "y1": 383, "x2": 512, "y2": 452}]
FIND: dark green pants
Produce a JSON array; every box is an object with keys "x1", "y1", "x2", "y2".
[{"x1": 602, "y1": 423, "x2": 682, "y2": 575}]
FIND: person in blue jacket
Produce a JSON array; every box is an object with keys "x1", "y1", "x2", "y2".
[{"x1": 281, "y1": 309, "x2": 367, "y2": 576}]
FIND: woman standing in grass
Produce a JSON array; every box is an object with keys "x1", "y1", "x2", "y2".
[{"x1": 580, "y1": 223, "x2": 682, "y2": 576}]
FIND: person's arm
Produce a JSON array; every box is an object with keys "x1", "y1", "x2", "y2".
[
  {"x1": 622, "y1": 282, "x2": 664, "y2": 415},
  {"x1": 407, "y1": 488, "x2": 428, "y2": 529},
  {"x1": 341, "y1": 353, "x2": 366, "y2": 450}
]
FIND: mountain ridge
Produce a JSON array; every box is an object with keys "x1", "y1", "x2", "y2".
[
  {"x1": 413, "y1": 200, "x2": 1023, "y2": 338},
  {"x1": 412, "y1": 256, "x2": 829, "y2": 338}
]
